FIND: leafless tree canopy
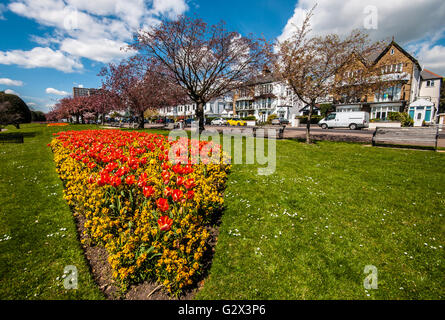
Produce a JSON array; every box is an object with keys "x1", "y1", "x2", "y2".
[
  {"x1": 131, "y1": 15, "x2": 268, "y2": 130},
  {"x1": 273, "y1": 7, "x2": 392, "y2": 143},
  {"x1": 100, "y1": 57, "x2": 184, "y2": 128}
]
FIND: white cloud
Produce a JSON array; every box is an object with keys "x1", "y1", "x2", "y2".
[
  {"x1": 46, "y1": 88, "x2": 69, "y2": 96},
  {"x1": 60, "y1": 37, "x2": 132, "y2": 63},
  {"x1": 151, "y1": 0, "x2": 188, "y2": 18},
  {"x1": 4, "y1": 89, "x2": 19, "y2": 95},
  {"x1": 412, "y1": 43, "x2": 445, "y2": 76},
  {"x1": 0, "y1": 47, "x2": 83, "y2": 73},
  {"x1": 6, "y1": 0, "x2": 189, "y2": 66},
  {"x1": 278, "y1": 0, "x2": 445, "y2": 75},
  {"x1": 278, "y1": 0, "x2": 445, "y2": 44},
  {"x1": 0, "y1": 78, "x2": 24, "y2": 86}
]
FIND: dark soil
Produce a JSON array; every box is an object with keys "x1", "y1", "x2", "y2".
[{"x1": 74, "y1": 213, "x2": 219, "y2": 300}]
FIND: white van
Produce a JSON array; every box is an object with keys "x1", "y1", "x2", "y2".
[{"x1": 318, "y1": 112, "x2": 369, "y2": 130}]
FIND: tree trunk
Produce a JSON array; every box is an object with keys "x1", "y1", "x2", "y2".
[
  {"x1": 306, "y1": 103, "x2": 314, "y2": 144},
  {"x1": 196, "y1": 102, "x2": 205, "y2": 133},
  {"x1": 75, "y1": 114, "x2": 80, "y2": 124},
  {"x1": 81, "y1": 114, "x2": 85, "y2": 124},
  {"x1": 138, "y1": 112, "x2": 145, "y2": 129},
  {"x1": 102, "y1": 113, "x2": 106, "y2": 125}
]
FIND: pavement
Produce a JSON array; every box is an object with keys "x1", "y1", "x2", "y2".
[
  {"x1": 114, "y1": 123, "x2": 445, "y2": 149},
  {"x1": 196, "y1": 125, "x2": 445, "y2": 148}
]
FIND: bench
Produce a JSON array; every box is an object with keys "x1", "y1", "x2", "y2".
[
  {"x1": 165, "y1": 123, "x2": 175, "y2": 130},
  {"x1": 0, "y1": 133, "x2": 24, "y2": 144},
  {"x1": 372, "y1": 127, "x2": 439, "y2": 150},
  {"x1": 253, "y1": 125, "x2": 286, "y2": 139}
]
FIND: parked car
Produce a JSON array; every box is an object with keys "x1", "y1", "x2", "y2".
[
  {"x1": 271, "y1": 118, "x2": 281, "y2": 125},
  {"x1": 272, "y1": 118, "x2": 290, "y2": 125},
  {"x1": 227, "y1": 118, "x2": 247, "y2": 126},
  {"x1": 211, "y1": 118, "x2": 227, "y2": 126},
  {"x1": 184, "y1": 118, "x2": 195, "y2": 126},
  {"x1": 318, "y1": 112, "x2": 369, "y2": 130},
  {"x1": 279, "y1": 118, "x2": 290, "y2": 125}
]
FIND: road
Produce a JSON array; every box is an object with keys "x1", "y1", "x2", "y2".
[{"x1": 138, "y1": 123, "x2": 445, "y2": 148}]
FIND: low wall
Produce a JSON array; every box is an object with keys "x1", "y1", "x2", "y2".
[{"x1": 368, "y1": 122, "x2": 401, "y2": 129}]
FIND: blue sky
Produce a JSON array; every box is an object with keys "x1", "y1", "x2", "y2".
[{"x1": 0, "y1": 0, "x2": 444, "y2": 112}]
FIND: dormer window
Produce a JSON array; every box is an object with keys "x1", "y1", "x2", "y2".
[{"x1": 390, "y1": 49, "x2": 395, "y2": 55}]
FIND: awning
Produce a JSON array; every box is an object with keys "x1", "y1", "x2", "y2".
[{"x1": 410, "y1": 99, "x2": 434, "y2": 107}]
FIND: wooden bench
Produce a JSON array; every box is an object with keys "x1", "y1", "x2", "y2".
[
  {"x1": 165, "y1": 123, "x2": 175, "y2": 130},
  {"x1": 0, "y1": 133, "x2": 24, "y2": 144},
  {"x1": 372, "y1": 127, "x2": 439, "y2": 150},
  {"x1": 253, "y1": 125, "x2": 286, "y2": 139}
]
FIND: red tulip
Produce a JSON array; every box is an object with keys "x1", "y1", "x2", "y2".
[
  {"x1": 143, "y1": 186, "x2": 155, "y2": 198},
  {"x1": 185, "y1": 178, "x2": 196, "y2": 189},
  {"x1": 156, "y1": 198, "x2": 169, "y2": 212},
  {"x1": 115, "y1": 167, "x2": 129, "y2": 177},
  {"x1": 176, "y1": 176, "x2": 184, "y2": 186},
  {"x1": 162, "y1": 162, "x2": 170, "y2": 170},
  {"x1": 157, "y1": 216, "x2": 173, "y2": 232},
  {"x1": 164, "y1": 187, "x2": 173, "y2": 197},
  {"x1": 186, "y1": 190, "x2": 194, "y2": 200},
  {"x1": 125, "y1": 175, "x2": 135, "y2": 185},
  {"x1": 172, "y1": 189, "x2": 183, "y2": 202},
  {"x1": 111, "y1": 176, "x2": 121, "y2": 187},
  {"x1": 161, "y1": 170, "x2": 170, "y2": 181},
  {"x1": 137, "y1": 174, "x2": 148, "y2": 188}
]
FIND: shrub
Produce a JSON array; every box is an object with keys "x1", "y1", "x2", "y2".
[
  {"x1": 50, "y1": 130, "x2": 230, "y2": 296},
  {"x1": 0, "y1": 92, "x2": 32, "y2": 128},
  {"x1": 296, "y1": 115, "x2": 323, "y2": 124},
  {"x1": 31, "y1": 111, "x2": 47, "y2": 122},
  {"x1": 266, "y1": 114, "x2": 277, "y2": 124},
  {"x1": 242, "y1": 116, "x2": 256, "y2": 121},
  {"x1": 388, "y1": 112, "x2": 413, "y2": 127}
]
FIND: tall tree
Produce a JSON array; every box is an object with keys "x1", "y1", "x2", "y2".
[
  {"x1": 85, "y1": 89, "x2": 118, "y2": 124},
  {"x1": 0, "y1": 91, "x2": 32, "y2": 128},
  {"x1": 272, "y1": 8, "x2": 388, "y2": 143},
  {"x1": 130, "y1": 15, "x2": 268, "y2": 131},
  {"x1": 100, "y1": 57, "x2": 180, "y2": 129}
]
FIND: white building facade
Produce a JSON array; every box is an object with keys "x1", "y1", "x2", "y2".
[{"x1": 234, "y1": 72, "x2": 304, "y2": 122}]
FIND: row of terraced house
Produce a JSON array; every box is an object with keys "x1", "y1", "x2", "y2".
[{"x1": 157, "y1": 41, "x2": 442, "y2": 126}]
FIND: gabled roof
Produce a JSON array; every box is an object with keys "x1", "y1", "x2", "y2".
[
  {"x1": 373, "y1": 41, "x2": 421, "y2": 70},
  {"x1": 245, "y1": 72, "x2": 279, "y2": 86},
  {"x1": 421, "y1": 69, "x2": 443, "y2": 80}
]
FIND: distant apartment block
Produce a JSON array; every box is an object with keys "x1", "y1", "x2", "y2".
[{"x1": 72, "y1": 87, "x2": 99, "y2": 98}]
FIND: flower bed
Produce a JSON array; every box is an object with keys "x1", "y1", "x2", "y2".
[
  {"x1": 49, "y1": 130, "x2": 230, "y2": 296},
  {"x1": 47, "y1": 123, "x2": 69, "y2": 127}
]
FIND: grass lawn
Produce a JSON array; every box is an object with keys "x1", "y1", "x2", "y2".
[
  {"x1": 0, "y1": 123, "x2": 104, "y2": 299},
  {"x1": 196, "y1": 138, "x2": 445, "y2": 299},
  {"x1": 1, "y1": 124, "x2": 444, "y2": 299}
]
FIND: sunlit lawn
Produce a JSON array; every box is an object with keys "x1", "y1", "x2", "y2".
[
  {"x1": 1, "y1": 124, "x2": 444, "y2": 299},
  {"x1": 196, "y1": 138, "x2": 445, "y2": 299}
]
